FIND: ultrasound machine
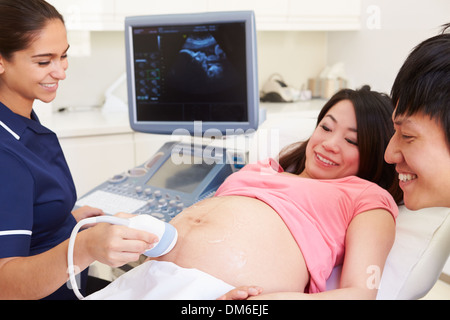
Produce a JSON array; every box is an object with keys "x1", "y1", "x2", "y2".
[{"x1": 75, "y1": 11, "x2": 260, "y2": 222}]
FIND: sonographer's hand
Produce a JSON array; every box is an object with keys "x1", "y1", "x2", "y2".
[
  {"x1": 72, "y1": 205, "x2": 104, "y2": 223},
  {"x1": 79, "y1": 221, "x2": 159, "y2": 268},
  {"x1": 114, "y1": 212, "x2": 136, "y2": 219}
]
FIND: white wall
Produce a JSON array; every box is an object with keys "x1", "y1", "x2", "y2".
[
  {"x1": 257, "y1": 31, "x2": 327, "y2": 91},
  {"x1": 53, "y1": 31, "x2": 126, "y2": 109},
  {"x1": 327, "y1": 0, "x2": 450, "y2": 94}
]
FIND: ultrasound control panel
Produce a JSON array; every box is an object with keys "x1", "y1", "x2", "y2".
[{"x1": 75, "y1": 141, "x2": 234, "y2": 222}]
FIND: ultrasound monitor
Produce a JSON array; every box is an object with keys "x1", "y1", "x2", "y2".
[{"x1": 125, "y1": 11, "x2": 259, "y2": 135}]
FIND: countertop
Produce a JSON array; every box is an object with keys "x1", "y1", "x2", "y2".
[{"x1": 39, "y1": 100, "x2": 326, "y2": 139}]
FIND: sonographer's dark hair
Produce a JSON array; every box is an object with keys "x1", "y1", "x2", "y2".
[
  {"x1": 279, "y1": 86, "x2": 403, "y2": 204},
  {"x1": 391, "y1": 23, "x2": 450, "y2": 149},
  {"x1": 0, "y1": 0, "x2": 64, "y2": 60}
]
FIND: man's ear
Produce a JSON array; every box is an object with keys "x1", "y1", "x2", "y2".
[{"x1": 0, "y1": 55, "x2": 5, "y2": 74}]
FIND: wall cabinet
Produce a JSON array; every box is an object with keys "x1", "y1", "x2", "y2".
[
  {"x1": 48, "y1": 0, "x2": 116, "y2": 30},
  {"x1": 48, "y1": 0, "x2": 361, "y2": 31}
]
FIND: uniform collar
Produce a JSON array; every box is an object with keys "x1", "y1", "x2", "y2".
[{"x1": 0, "y1": 101, "x2": 51, "y2": 140}]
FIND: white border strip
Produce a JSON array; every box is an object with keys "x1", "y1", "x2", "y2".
[
  {"x1": 0, "y1": 120, "x2": 20, "y2": 140},
  {"x1": 0, "y1": 230, "x2": 32, "y2": 236}
]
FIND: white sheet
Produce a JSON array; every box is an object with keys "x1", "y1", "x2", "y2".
[{"x1": 85, "y1": 260, "x2": 234, "y2": 300}]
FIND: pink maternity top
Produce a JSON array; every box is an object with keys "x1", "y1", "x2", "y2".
[{"x1": 215, "y1": 158, "x2": 398, "y2": 293}]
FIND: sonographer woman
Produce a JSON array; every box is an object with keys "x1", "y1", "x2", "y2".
[{"x1": 0, "y1": 0, "x2": 158, "y2": 299}]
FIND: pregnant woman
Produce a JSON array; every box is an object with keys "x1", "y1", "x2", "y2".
[{"x1": 87, "y1": 86, "x2": 402, "y2": 300}]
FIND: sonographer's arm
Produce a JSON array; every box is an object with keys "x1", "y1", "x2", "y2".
[{"x1": 0, "y1": 222, "x2": 157, "y2": 300}]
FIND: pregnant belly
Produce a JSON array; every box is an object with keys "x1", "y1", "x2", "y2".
[{"x1": 156, "y1": 196, "x2": 309, "y2": 293}]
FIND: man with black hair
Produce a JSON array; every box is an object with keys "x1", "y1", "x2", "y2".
[{"x1": 385, "y1": 23, "x2": 450, "y2": 210}]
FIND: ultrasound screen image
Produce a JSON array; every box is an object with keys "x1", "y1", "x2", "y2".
[
  {"x1": 173, "y1": 33, "x2": 228, "y2": 90},
  {"x1": 132, "y1": 23, "x2": 248, "y2": 123}
]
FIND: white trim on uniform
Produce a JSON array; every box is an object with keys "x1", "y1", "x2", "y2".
[
  {"x1": 0, "y1": 120, "x2": 20, "y2": 140},
  {"x1": 0, "y1": 230, "x2": 32, "y2": 237}
]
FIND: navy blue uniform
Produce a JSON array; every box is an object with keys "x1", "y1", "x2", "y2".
[{"x1": 0, "y1": 102, "x2": 87, "y2": 299}]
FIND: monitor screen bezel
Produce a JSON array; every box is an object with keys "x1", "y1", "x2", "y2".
[{"x1": 124, "y1": 11, "x2": 259, "y2": 135}]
